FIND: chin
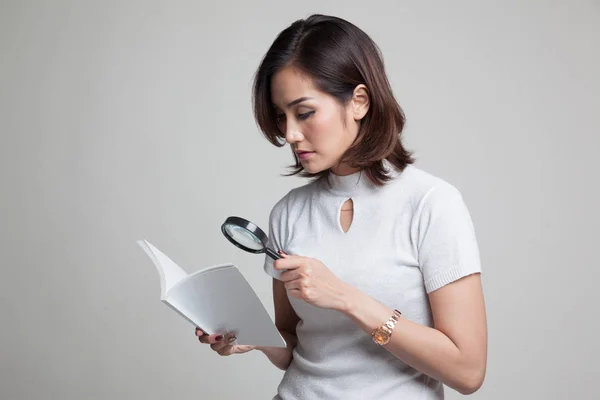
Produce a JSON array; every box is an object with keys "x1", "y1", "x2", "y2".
[
  {"x1": 301, "y1": 161, "x2": 326, "y2": 174},
  {"x1": 302, "y1": 165, "x2": 319, "y2": 174}
]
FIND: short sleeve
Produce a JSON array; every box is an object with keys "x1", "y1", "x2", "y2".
[
  {"x1": 416, "y1": 183, "x2": 482, "y2": 293},
  {"x1": 263, "y1": 196, "x2": 288, "y2": 280}
]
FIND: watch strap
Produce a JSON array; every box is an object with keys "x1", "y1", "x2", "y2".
[{"x1": 371, "y1": 309, "x2": 402, "y2": 345}]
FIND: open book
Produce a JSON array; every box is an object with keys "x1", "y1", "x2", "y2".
[{"x1": 137, "y1": 239, "x2": 286, "y2": 348}]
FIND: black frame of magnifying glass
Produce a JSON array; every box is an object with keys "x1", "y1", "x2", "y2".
[{"x1": 221, "y1": 216, "x2": 281, "y2": 259}]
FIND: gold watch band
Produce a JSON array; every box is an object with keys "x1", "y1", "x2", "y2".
[{"x1": 371, "y1": 309, "x2": 402, "y2": 345}]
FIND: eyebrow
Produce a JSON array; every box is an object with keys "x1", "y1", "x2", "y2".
[
  {"x1": 272, "y1": 96, "x2": 313, "y2": 112},
  {"x1": 286, "y1": 97, "x2": 313, "y2": 108}
]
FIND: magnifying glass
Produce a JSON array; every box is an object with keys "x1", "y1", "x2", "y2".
[{"x1": 221, "y1": 216, "x2": 281, "y2": 260}]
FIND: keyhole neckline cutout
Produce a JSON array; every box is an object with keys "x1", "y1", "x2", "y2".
[{"x1": 338, "y1": 198, "x2": 355, "y2": 234}]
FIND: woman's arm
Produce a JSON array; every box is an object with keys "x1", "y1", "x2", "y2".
[
  {"x1": 340, "y1": 273, "x2": 487, "y2": 395},
  {"x1": 255, "y1": 278, "x2": 299, "y2": 370}
]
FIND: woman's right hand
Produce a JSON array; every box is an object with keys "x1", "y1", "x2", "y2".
[{"x1": 195, "y1": 327, "x2": 256, "y2": 356}]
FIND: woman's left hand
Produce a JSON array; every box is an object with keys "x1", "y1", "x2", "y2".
[{"x1": 273, "y1": 252, "x2": 352, "y2": 312}]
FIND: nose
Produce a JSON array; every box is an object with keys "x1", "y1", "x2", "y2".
[
  {"x1": 285, "y1": 130, "x2": 298, "y2": 144},
  {"x1": 285, "y1": 124, "x2": 303, "y2": 145}
]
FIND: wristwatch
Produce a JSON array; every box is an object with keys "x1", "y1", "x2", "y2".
[{"x1": 371, "y1": 309, "x2": 402, "y2": 345}]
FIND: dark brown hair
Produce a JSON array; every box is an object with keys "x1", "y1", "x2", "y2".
[{"x1": 252, "y1": 14, "x2": 414, "y2": 186}]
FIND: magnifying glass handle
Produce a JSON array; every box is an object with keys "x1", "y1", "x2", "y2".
[{"x1": 265, "y1": 247, "x2": 281, "y2": 260}]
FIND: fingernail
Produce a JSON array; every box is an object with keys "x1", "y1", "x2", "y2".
[{"x1": 215, "y1": 335, "x2": 223, "y2": 341}]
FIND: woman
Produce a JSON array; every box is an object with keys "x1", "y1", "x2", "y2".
[{"x1": 196, "y1": 14, "x2": 487, "y2": 399}]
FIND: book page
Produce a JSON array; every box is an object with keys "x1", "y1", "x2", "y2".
[
  {"x1": 165, "y1": 265, "x2": 286, "y2": 348},
  {"x1": 137, "y1": 239, "x2": 188, "y2": 298}
]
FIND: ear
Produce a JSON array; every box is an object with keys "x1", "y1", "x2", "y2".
[{"x1": 350, "y1": 84, "x2": 370, "y2": 120}]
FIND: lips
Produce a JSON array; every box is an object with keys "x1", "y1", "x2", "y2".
[{"x1": 295, "y1": 150, "x2": 314, "y2": 160}]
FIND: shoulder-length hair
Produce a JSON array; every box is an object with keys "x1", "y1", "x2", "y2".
[{"x1": 252, "y1": 14, "x2": 414, "y2": 186}]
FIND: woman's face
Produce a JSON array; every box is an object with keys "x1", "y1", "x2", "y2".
[{"x1": 270, "y1": 66, "x2": 369, "y2": 175}]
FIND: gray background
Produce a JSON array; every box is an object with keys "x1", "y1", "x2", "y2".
[{"x1": 1, "y1": 1, "x2": 598, "y2": 399}]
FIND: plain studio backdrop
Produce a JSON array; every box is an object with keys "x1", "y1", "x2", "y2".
[{"x1": 1, "y1": 1, "x2": 598, "y2": 399}]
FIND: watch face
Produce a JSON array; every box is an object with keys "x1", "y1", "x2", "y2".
[{"x1": 373, "y1": 329, "x2": 390, "y2": 344}]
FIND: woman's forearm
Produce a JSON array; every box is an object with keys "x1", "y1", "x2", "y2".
[
  {"x1": 339, "y1": 284, "x2": 485, "y2": 395},
  {"x1": 256, "y1": 330, "x2": 297, "y2": 370}
]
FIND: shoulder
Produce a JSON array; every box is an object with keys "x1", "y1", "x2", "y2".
[
  {"x1": 268, "y1": 178, "x2": 321, "y2": 220},
  {"x1": 386, "y1": 164, "x2": 466, "y2": 211}
]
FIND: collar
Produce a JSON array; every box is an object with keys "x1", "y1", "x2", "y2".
[{"x1": 322, "y1": 160, "x2": 401, "y2": 197}]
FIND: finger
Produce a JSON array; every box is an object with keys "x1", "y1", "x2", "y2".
[
  {"x1": 210, "y1": 341, "x2": 229, "y2": 352},
  {"x1": 216, "y1": 345, "x2": 235, "y2": 356},
  {"x1": 284, "y1": 279, "x2": 303, "y2": 291},
  {"x1": 274, "y1": 256, "x2": 303, "y2": 271},
  {"x1": 195, "y1": 327, "x2": 204, "y2": 337},
  {"x1": 224, "y1": 333, "x2": 238, "y2": 344},
  {"x1": 287, "y1": 288, "x2": 302, "y2": 300},
  {"x1": 279, "y1": 269, "x2": 301, "y2": 282},
  {"x1": 199, "y1": 333, "x2": 224, "y2": 344}
]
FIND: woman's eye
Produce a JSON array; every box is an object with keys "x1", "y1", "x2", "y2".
[{"x1": 298, "y1": 111, "x2": 314, "y2": 120}]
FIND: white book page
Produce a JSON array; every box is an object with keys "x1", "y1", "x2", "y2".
[
  {"x1": 137, "y1": 239, "x2": 188, "y2": 298},
  {"x1": 165, "y1": 265, "x2": 286, "y2": 348}
]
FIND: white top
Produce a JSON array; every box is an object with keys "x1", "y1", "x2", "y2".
[{"x1": 263, "y1": 162, "x2": 482, "y2": 400}]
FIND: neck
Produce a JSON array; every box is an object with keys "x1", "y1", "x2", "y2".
[{"x1": 330, "y1": 162, "x2": 360, "y2": 176}]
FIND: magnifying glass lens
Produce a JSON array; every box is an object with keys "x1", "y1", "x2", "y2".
[{"x1": 223, "y1": 223, "x2": 264, "y2": 251}]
